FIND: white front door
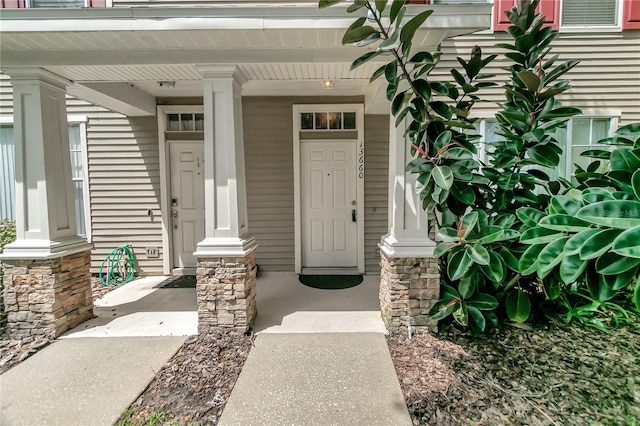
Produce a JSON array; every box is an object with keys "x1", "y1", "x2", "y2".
[
  {"x1": 301, "y1": 140, "x2": 358, "y2": 268},
  {"x1": 169, "y1": 142, "x2": 205, "y2": 269}
]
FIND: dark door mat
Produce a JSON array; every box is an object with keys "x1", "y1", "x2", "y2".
[
  {"x1": 299, "y1": 275, "x2": 363, "y2": 290},
  {"x1": 158, "y1": 275, "x2": 197, "y2": 288}
]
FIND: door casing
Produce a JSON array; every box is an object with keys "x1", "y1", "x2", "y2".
[{"x1": 293, "y1": 104, "x2": 365, "y2": 274}]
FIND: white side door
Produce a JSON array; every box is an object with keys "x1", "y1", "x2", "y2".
[
  {"x1": 301, "y1": 140, "x2": 358, "y2": 268},
  {"x1": 169, "y1": 142, "x2": 204, "y2": 269}
]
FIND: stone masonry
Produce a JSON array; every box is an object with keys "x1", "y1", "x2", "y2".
[
  {"x1": 379, "y1": 251, "x2": 440, "y2": 334},
  {"x1": 196, "y1": 248, "x2": 257, "y2": 334},
  {"x1": 2, "y1": 250, "x2": 93, "y2": 339}
]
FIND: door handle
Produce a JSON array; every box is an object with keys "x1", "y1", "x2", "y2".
[{"x1": 352, "y1": 209, "x2": 357, "y2": 222}]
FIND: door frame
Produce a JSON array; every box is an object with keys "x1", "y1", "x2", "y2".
[
  {"x1": 292, "y1": 104, "x2": 365, "y2": 274},
  {"x1": 158, "y1": 105, "x2": 204, "y2": 275}
]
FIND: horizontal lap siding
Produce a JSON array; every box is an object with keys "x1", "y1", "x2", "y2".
[
  {"x1": 364, "y1": 115, "x2": 389, "y2": 274},
  {"x1": 435, "y1": 31, "x2": 640, "y2": 124},
  {"x1": 83, "y1": 111, "x2": 163, "y2": 275}
]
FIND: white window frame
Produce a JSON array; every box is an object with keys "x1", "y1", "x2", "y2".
[
  {"x1": 68, "y1": 115, "x2": 92, "y2": 242},
  {"x1": 557, "y1": 111, "x2": 620, "y2": 180},
  {"x1": 559, "y1": 0, "x2": 623, "y2": 32},
  {"x1": 24, "y1": 0, "x2": 113, "y2": 7},
  {"x1": 0, "y1": 115, "x2": 91, "y2": 241}
]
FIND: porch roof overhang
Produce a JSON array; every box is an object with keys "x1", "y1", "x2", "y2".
[{"x1": 0, "y1": 3, "x2": 492, "y2": 115}]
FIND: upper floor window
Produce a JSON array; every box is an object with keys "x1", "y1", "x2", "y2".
[
  {"x1": 561, "y1": 0, "x2": 620, "y2": 28},
  {"x1": 494, "y1": 0, "x2": 638, "y2": 31},
  {"x1": 1, "y1": 0, "x2": 107, "y2": 8}
]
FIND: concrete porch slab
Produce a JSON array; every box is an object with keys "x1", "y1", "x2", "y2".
[{"x1": 62, "y1": 276, "x2": 198, "y2": 338}]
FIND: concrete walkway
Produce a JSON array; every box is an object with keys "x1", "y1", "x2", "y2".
[
  {"x1": 1, "y1": 273, "x2": 412, "y2": 426},
  {"x1": 0, "y1": 336, "x2": 185, "y2": 426},
  {"x1": 219, "y1": 333, "x2": 412, "y2": 426}
]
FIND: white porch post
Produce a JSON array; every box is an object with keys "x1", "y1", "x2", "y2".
[
  {"x1": 194, "y1": 65, "x2": 257, "y2": 333},
  {"x1": 0, "y1": 68, "x2": 93, "y2": 338},
  {"x1": 378, "y1": 119, "x2": 439, "y2": 334}
]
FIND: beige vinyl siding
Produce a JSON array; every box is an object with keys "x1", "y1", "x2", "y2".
[
  {"x1": 242, "y1": 96, "x2": 388, "y2": 273},
  {"x1": 434, "y1": 31, "x2": 640, "y2": 124},
  {"x1": 363, "y1": 115, "x2": 389, "y2": 274}
]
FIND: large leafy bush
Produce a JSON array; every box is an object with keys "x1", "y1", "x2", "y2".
[{"x1": 321, "y1": 0, "x2": 639, "y2": 332}]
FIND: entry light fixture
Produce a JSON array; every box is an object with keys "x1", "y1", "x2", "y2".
[
  {"x1": 158, "y1": 80, "x2": 176, "y2": 88},
  {"x1": 321, "y1": 79, "x2": 335, "y2": 89}
]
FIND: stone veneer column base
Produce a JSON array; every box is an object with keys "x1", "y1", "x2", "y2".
[
  {"x1": 196, "y1": 247, "x2": 257, "y2": 334},
  {"x1": 379, "y1": 251, "x2": 440, "y2": 334},
  {"x1": 2, "y1": 250, "x2": 93, "y2": 339}
]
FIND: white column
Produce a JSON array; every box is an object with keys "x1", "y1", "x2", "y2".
[
  {"x1": 194, "y1": 65, "x2": 256, "y2": 257},
  {"x1": 0, "y1": 68, "x2": 90, "y2": 260},
  {"x1": 379, "y1": 119, "x2": 436, "y2": 257}
]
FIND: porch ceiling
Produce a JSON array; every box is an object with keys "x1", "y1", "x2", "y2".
[{"x1": 0, "y1": 3, "x2": 492, "y2": 112}]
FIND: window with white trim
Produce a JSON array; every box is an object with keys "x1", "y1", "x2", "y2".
[
  {"x1": 29, "y1": 0, "x2": 84, "y2": 7},
  {"x1": 0, "y1": 120, "x2": 91, "y2": 239},
  {"x1": 473, "y1": 115, "x2": 616, "y2": 180},
  {"x1": 561, "y1": 0, "x2": 620, "y2": 28}
]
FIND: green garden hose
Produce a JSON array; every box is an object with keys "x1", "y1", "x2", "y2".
[{"x1": 99, "y1": 245, "x2": 136, "y2": 287}]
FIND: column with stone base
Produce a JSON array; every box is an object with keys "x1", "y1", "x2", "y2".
[
  {"x1": 195, "y1": 65, "x2": 257, "y2": 334},
  {"x1": 196, "y1": 248, "x2": 257, "y2": 334},
  {"x1": 2, "y1": 250, "x2": 93, "y2": 339},
  {"x1": 0, "y1": 68, "x2": 93, "y2": 338},
  {"x1": 379, "y1": 118, "x2": 440, "y2": 334}
]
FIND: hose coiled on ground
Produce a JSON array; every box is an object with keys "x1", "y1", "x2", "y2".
[{"x1": 99, "y1": 245, "x2": 136, "y2": 286}]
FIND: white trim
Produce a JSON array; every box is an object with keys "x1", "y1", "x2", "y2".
[
  {"x1": 559, "y1": 0, "x2": 623, "y2": 32},
  {"x1": 157, "y1": 105, "x2": 204, "y2": 275},
  {"x1": 77, "y1": 121, "x2": 91, "y2": 243},
  {"x1": 292, "y1": 103, "x2": 365, "y2": 274}
]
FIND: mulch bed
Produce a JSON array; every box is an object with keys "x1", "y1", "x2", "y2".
[
  {"x1": 117, "y1": 329, "x2": 253, "y2": 426},
  {"x1": 387, "y1": 321, "x2": 640, "y2": 426}
]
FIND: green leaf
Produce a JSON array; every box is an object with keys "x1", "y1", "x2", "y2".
[
  {"x1": 500, "y1": 247, "x2": 520, "y2": 272},
  {"x1": 497, "y1": 172, "x2": 519, "y2": 190},
  {"x1": 611, "y1": 224, "x2": 640, "y2": 259},
  {"x1": 536, "y1": 237, "x2": 569, "y2": 278},
  {"x1": 379, "y1": 27, "x2": 400, "y2": 50},
  {"x1": 520, "y1": 227, "x2": 565, "y2": 245},
  {"x1": 467, "y1": 305, "x2": 486, "y2": 332},
  {"x1": 579, "y1": 229, "x2": 623, "y2": 261},
  {"x1": 458, "y1": 277, "x2": 476, "y2": 299},
  {"x1": 375, "y1": 0, "x2": 387, "y2": 14},
  {"x1": 384, "y1": 61, "x2": 397, "y2": 83},
  {"x1": 481, "y1": 251, "x2": 506, "y2": 284},
  {"x1": 448, "y1": 249, "x2": 473, "y2": 281},
  {"x1": 466, "y1": 244, "x2": 490, "y2": 266},
  {"x1": 475, "y1": 226, "x2": 505, "y2": 244},
  {"x1": 389, "y1": 1, "x2": 405, "y2": 24},
  {"x1": 452, "y1": 302, "x2": 468, "y2": 326},
  {"x1": 517, "y1": 70, "x2": 540, "y2": 92},
  {"x1": 506, "y1": 289, "x2": 531, "y2": 323},
  {"x1": 437, "y1": 226, "x2": 459, "y2": 243},
  {"x1": 468, "y1": 293, "x2": 499, "y2": 310},
  {"x1": 460, "y1": 211, "x2": 478, "y2": 240},
  {"x1": 632, "y1": 169, "x2": 640, "y2": 200},
  {"x1": 432, "y1": 165, "x2": 454, "y2": 191},
  {"x1": 429, "y1": 101, "x2": 452, "y2": 120},
  {"x1": 559, "y1": 253, "x2": 588, "y2": 284},
  {"x1": 400, "y1": 10, "x2": 433, "y2": 43},
  {"x1": 537, "y1": 215, "x2": 592, "y2": 232},
  {"x1": 413, "y1": 79, "x2": 432, "y2": 100},
  {"x1": 343, "y1": 26, "x2": 379, "y2": 44},
  {"x1": 370, "y1": 63, "x2": 387, "y2": 83},
  {"x1": 350, "y1": 50, "x2": 382, "y2": 71},
  {"x1": 576, "y1": 200, "x2": 640, "y2": 229},
  {"x1": 596, "y1": 252, "x2": 640, "y2": 276},
  {"x1": 519, "y1": 243, "x2": 546, "y2": 276},
  {"x1": 527, "y1": 144, "x2": 560, "y2": 168},
  {"x1": 433, "y1": 241, "x2": 456, "y2": 259},
  {"x1": 544, "y1": 280, "x2": 562, "y2": 301},
  {"x1": 391, "y1": 91, "x2": 406, "y2": 116},
  {"x1": 602, "y1": 266, "x2": 638, "y2": 291},
  {"x1": 634, "y1": 282, "x2": 640, "y2": 312},
  {"x1": 429, "y1": 299, "x2": 458, "y2": 321},
  {"x1": 517, "y1": 207, "x2": 545, "y2": 227},
  {"x1": 318, "y1": 0, "x2": 342, "y2": 8},
  {"x1": 610, "y1": 148, "x2": 640, "y2": 172},
  {"x1": 564, "y1": 228, "x2": 601, "y2": 256}
]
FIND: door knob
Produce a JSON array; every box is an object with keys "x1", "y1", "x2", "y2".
[{"x1": 352, "y1": 209, "x2": 357, "y2": 222}]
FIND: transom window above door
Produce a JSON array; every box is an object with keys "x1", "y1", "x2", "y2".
[
  {"x1": 166, "y1": 113, "x2": 204, "y2": 132},
  {"x1": 300, "y1": 111, "x2": 357, "y2": 131}
]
